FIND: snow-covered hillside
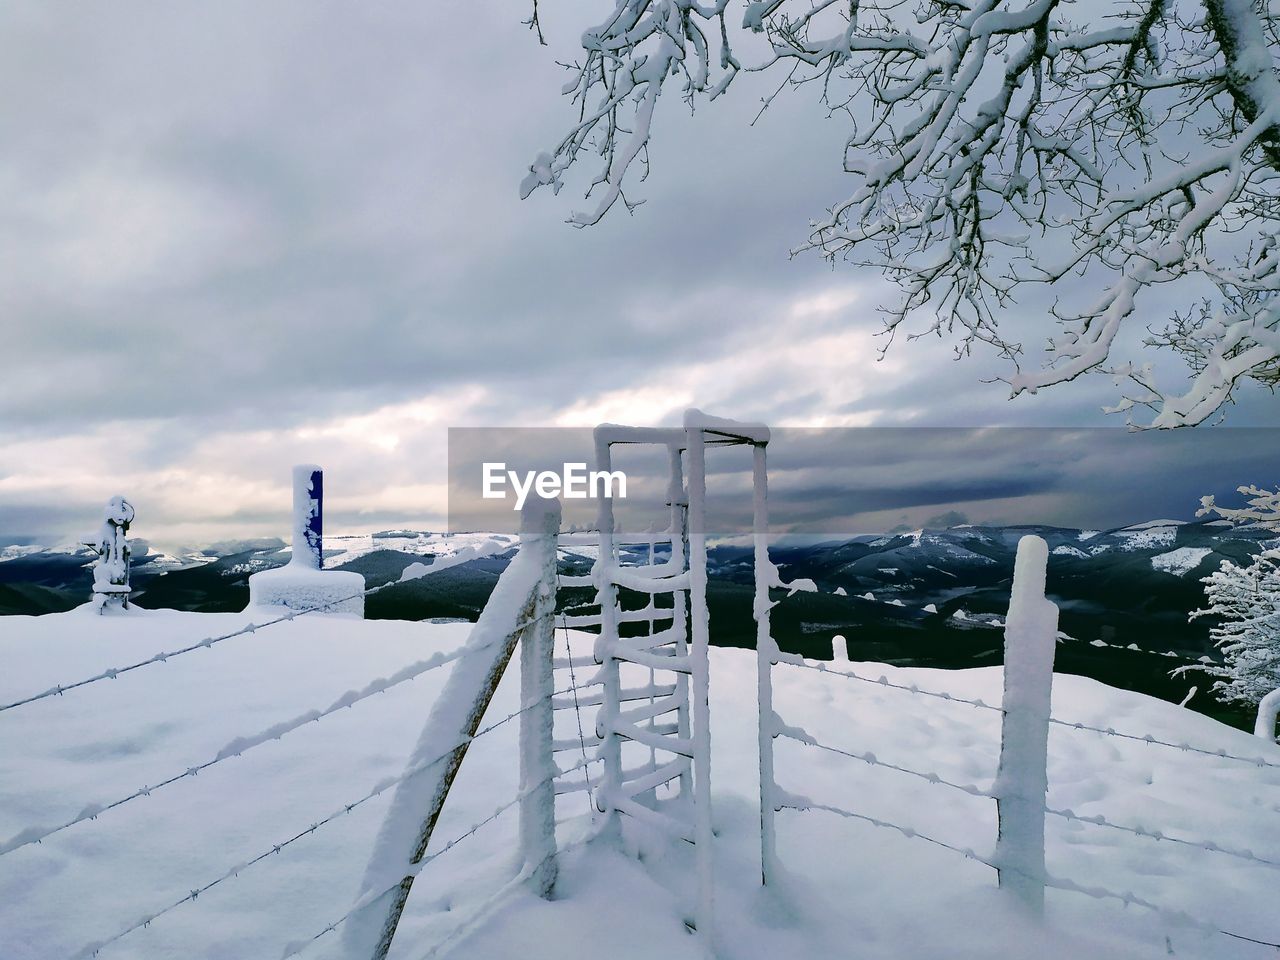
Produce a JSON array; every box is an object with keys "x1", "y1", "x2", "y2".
[{"x1": 1, "y1": 608, "x2": 1277, "y2": 959}]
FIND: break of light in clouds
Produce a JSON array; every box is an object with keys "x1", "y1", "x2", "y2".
[{"x1": 2, "y1": 2, "x2": 1276, "y2": 547}]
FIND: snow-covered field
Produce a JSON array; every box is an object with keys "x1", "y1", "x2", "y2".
[{"x1": 1, "y1": 607, "x2": 1278, "y2": 960}]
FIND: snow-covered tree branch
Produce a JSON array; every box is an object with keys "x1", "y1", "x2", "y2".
[{"x1": 524, "y1": 0, "x2": 1280, "y2": 426}]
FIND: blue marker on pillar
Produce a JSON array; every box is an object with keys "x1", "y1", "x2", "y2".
[{"x1": 293, "y1": 464, "x2": 324, "y2": 570}]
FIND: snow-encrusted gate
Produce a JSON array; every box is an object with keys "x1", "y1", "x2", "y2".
[
  {"x1": 339, "y1": 411, "x2": 777, "y2": 956},
  {"x1": 559, "y1": 412, "x2": 775, "y2": 938}
]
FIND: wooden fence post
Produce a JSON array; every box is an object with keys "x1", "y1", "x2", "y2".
[
  {"x1": 341, "y1": 496, "x2": 560, "y2": 960},
  {"x1": 1256, "y1": 688, "x2": 1280, "y2": 742},
  {"x1": 518, "y1": 496, "x2": 561, "y2": 896},
  {"x1": 994, "y1": 535, "x2": 1058, "y2": 916}
]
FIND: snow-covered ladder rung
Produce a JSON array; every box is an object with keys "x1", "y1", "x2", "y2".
[
  {"x1": 553, "y1": 655, "x2": 598, "y2": 669},
  {"x1": 553, "y1": 734, "x2": 602, "y2": 751},
  {"x1": 609, "y1": 646, "x2": 692, "y2": 674},
  {"x1": 619, "y1": 757, "x2": 689, "y2": 797},
  {"x1": 608, "y1": 795, "x2": 695, "y2": 843},
  {"x1": 551, "y1": 683, "x2": 677, "y2": 709},
  {"x1": 616, "y1": 691, "x2": 685, "y2": 725},
  {"x1": 612, "y1": 720, "x2": 694, "y2": 757}
]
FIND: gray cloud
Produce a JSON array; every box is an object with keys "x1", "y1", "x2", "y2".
[{"x1": 1, "y1": 2, "x2": 1277, "y2": 544}]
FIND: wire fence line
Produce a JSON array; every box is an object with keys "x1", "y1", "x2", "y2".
[
  {"x1": 776, "y1": 728, "x2": 1280, "y2": 873},
  {"x1": 411, "y1": 832, "x2": 600, "y2": 960},
  {"x1": 774, "y1": 793, "x2": 1280, "y2": 950},
  {"x1": 774, "y1": 655, "x2": 1001, "y2": 713},
  {"x1": 0, "y1": 642, "x2": 481, "y2": 857},
  {"x1": 1045, "y1": 716, "x2": 1280, "y2": 770},
  {"x1": 554, "y1": 568, "x2": 601, "y2": 817},
  {"x1": 775, "y1": 654, "x2": 1280, "y2": 771},
  {"x1": 0, "y1": 556, "x2": 518, "y2": 716},
  {"x1": 282, "y1": 754, "x2": 599, "y2": 959},
  {"x1": 72, "y1": 681, "x2": 590, "y2": 960}
]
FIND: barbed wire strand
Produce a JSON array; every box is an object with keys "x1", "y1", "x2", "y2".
[
  {"x1": 776, "y1": 793, "x2": 1280, "y2": 950},
  {"x1": 775, "y1": 655, "x2": 1280, "y2": 771},
  {"x1": 0, "y1": 641, "x2": 479, "y2": 857},
  {"x1": 555, "y1": 568, "x2": 597, "y2": 817},
  {"x1": 72, "y1": 680, "x2": 579, "y2": 960},
  {"x1": 775, "y1": 728, "x2": 994, "y2": 799},
  {"x1": 1045, "y1": 804, "x2": 1280, "y2": 872},
  {"x1": 774, "y1": 655, "x2": 1000, "y2": 713},
  {"x1": 1046, "y1": 716, "x2": 1280, "y2": 771},
  {"x1": 777, "y1": 729, "x2": 1280, "y2": 873},
  {"x1": 281, "y1": 755, "x2": 598, "y2": 959},
  {"x1": 0, "y1": 558, "x2": 514, "y2": 716},
  {"x1": 412, "y1": 831, "x2": 601, "y2": 960}
]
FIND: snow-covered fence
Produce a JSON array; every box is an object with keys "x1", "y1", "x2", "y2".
[
  {"x1": 343, "y1": 495, "x2": 563, "y2": 960},
  {"x1": 0, "y1": 492, "x2": 608, "y2": 960},
  {"x1": 993, "y1": 535, "x2": 1058, "y2": 915},
  {"x1": 763, "y1": 538, "x2": 1280, "y2": 950}
]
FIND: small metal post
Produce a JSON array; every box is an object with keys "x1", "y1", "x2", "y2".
[{"x1": 293, "y1": 464, "x2": 323, "y2": 569}]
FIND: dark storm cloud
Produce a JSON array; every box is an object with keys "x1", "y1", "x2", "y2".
[{"x1": 1, "y1": 2, "x2": 1276, "y2": 543}]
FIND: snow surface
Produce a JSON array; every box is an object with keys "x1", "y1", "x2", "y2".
[
  {"x1": 1, "y1": 609, "x2": 1278, "y2": 959},
  {"x1": 1116, "y1": 527, "x2": 1178, "y2": 551},
  {"x1": 1150, "y1": 547, "x2": 1214, "y2": 577},
  {"x1": 1052, "y1": 545, "x2": 1089, "y2": 559}
]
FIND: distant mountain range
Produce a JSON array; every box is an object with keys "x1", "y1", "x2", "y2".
[{"x1": 3, "y1": 519, "x2": 1274, "y2": 731}]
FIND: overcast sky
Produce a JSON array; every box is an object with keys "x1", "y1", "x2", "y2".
[{"x1": 2, "y1": 2, "x2": 1276, "y2": 548}]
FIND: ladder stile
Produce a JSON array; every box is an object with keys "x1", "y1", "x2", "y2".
[
  {"x1": 685, "y1": 424, "x2": 715, "y2": 938},
  {"x1": 753, "y1": 442, "x2": 779, "y2": 887},
  {"x1": 592, "y1": 428, "x2": 624, "y2": 846}
]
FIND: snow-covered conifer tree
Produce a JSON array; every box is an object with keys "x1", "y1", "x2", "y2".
[
  {"x1": 1182, "y1": 484, "x2": 1280, "y2": 704},
  {"x1": 1185, "y1": 548, "x2": 1280, "y2": 704}
]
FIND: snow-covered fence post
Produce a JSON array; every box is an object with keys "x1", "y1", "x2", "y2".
[
  {"x1": 292, "y1": 464, "x2": 323, "y2": 569},
  {"x1": 1256, "y1": 689, "x2": 1280, "y2": 742},
  {"x1": 994, "y1": 535, "x2": 1058, "y2": 916},
  {"x1": 832, "y1": 635, "x2": 848, "y2": 662},
  {"x1": 342, "y1": 495, "x2": 556, "y2": 960},
  {"x1": 518, "y1": 495, "x2": 561, "y2": 897}
]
